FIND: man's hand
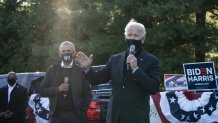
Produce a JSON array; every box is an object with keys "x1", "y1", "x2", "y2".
[
  {"x1": 75, "y1": 51, "x2": 93, "y2": 69},
  {"x1": 58, "y1": 83, "x2": 69, "y2": 92},
  {"x1": 4, "y1": 111, "x2": 14, "y2": 118},
  {"x1": 0, "y1": 112, "x2": 6, "y2": 118},
  {"x1": 0, "y1": 110, "x2": 16, "y2": 119},
  {"x1": 126, "y1": 54, "x2": 138, "y2": 70}
]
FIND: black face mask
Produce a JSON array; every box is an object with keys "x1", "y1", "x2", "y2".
[
  {"x1": 61, "y1": 53, "x2": 73, "y2": 63},
  {"x1": 7, "y1": 78, "x2": 16, "y2": 86},
  {"x1": 126, "y1": 39, "x2": 142, "y2": 51}
]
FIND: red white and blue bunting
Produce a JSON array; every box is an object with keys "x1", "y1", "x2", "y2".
[
  {"x1": 152, "y1": 91, "x2": 218, "y2": 123},
  {"x1": 28, "y1": 94, "x2": 50, "y2": 123}
]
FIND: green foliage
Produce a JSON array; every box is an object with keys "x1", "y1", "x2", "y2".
[{"x1": 0, "y1": 0, "x2": 217, "y2": 91}]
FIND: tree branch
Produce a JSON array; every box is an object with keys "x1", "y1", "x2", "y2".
[
  {"x1": 209, "y1": 10, "x2": 218, "y2": 17},
  {"x1": 17, "y1": 0, "x2": 26, "y2": 6}
]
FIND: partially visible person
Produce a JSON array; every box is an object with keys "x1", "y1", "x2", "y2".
[
  {"x1": 29, "y1": 76, "x2": 44, "y2": 96},
  {"x1": 76, "y1": 19, "x2": 160, "y2": 123},
  {"x1": 0, "y1": 71, "x2": 28, "y2": 123},
  {"x1": 40, "y1": 41, "x2": 92, "y2": 123}
]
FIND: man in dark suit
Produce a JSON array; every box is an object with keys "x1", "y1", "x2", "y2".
[
  {"x1": 0, "y1": 71, "x2": 28, "y2": 123},
  {"x1": 39, "y1": 41, "x2": 92, "y2": 123},
  {"x1": 76, "y1": 19, "x2": 160, "y2": 123}
]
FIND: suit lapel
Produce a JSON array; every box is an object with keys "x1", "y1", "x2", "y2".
[
  {"x1": 118, "y1": 52, "x2": 126, "y2": 83},
  {"x1": 70, "y1": 65, "x2": 81, "y2": 112},
  {"x1": 3, "y1": 86, "x2": 9, "y2": 105},
  {"x1": 8, "y1": 84, "x2": 18, "y2": 105},
  {"x1": 136, "y1": 49, "x2": 147, "y2": 68},
  {"x1": 70, "y1": 65, "x2": 81, "y2": 90}
]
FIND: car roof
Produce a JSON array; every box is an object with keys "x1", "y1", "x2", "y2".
[
  {"x1": 0, "y1": 65, "x2": 106, "y2": 91},
  {"x1": 0, "y1": 72, "x2": 45, "y2": 90}
]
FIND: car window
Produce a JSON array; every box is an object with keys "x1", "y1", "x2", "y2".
[
  {"x1": 0, "y1": 72, "x2": 45, "y2": 91},
  {"x1": 0, "y1": 75, "x2": 8, "y2": 88},
  {"x1": 16, "y1": 74, "x2": 29, "y2": 88}
]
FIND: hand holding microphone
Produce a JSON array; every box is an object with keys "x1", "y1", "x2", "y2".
[
  {"x1": 129, "y1": 45, "x2": 135, "y2": 55},
  {"x1": 127, "y1": 45, "x2": 138, "y2": 70},
  {"x1": 63, "y1": 77, "x2": 69, "y2": 98},
  {"x1": 58, "y1": 77, "x2": 69, "y2": 98}
]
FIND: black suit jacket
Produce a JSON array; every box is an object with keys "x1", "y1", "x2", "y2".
[
  {"x1": 0, "y1": 83, "x2": 28, "y2": 122},
  {"x1": 86, "y1": 49, "x2": 160, "y2": 123},
  {"x1": 39, "y1": 62, "x2": 92, "y2": 122}
]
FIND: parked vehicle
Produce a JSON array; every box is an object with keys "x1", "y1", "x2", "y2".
[
  {"x1": 86, "y1": 65, "x2": 112, "y2": 123},
  {"x1": 87, "y1": 82, "x2": 111, "y2": 123},
  {"x1": 0, "y1": 66, "x2": 111, "y2": 123},
  {"x1": 0, "y1": 72, "x2": 46, "y2": 90}
]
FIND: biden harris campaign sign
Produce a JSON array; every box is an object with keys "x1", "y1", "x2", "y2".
[{"x1": 183, "y1": 62, "x2": 217, "y2": 90}]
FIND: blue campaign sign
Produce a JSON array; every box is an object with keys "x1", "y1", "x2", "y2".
[{"x1": 183, "y1": 62, "x2": 217, "y2": 90}]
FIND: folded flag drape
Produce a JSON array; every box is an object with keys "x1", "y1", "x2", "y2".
[
  {"x1": 152, "y1": 91, "x2": 218, "y2": 123},
  {"x1": 28, "y1": 94, "x2": 50, "y2": 123}
]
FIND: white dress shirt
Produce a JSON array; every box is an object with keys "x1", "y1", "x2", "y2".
[
  {"x1": 60, "y1": 60, "x2": 73, "y2": 68},
  {"x1": 8, "y1": 83, "x2": 16, "y2": 103}
]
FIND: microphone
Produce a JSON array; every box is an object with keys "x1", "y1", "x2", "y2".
[
  {"x1": 127, "y1": 45, "x2": 135, "y2": 70},
  {"x1": 63, "y1": 77, "x2": 69, "y2": 98}
]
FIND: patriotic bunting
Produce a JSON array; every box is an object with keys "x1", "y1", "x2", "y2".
[{"x1": 152, "y1": 91, "x2": 218, "y2": 123}]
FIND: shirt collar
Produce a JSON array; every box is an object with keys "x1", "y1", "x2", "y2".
[
  {"x1": 61, "y1": 60, "x2": 73, "y2": 68},
  {"x1": 8, "y1": 83, "x2": 16, "y2": 89}
]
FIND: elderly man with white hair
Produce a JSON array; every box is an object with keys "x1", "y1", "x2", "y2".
[
  {"x1": 76, "y1": 19, "x2": 160, "y2": 123},
  {"x1": 40, "y1": 41, "x2": 92, "y2": 123}
]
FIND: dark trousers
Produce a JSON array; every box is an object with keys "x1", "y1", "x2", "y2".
[{"x1": 50, "y1": 111, "x2": 80, "y2": 123}]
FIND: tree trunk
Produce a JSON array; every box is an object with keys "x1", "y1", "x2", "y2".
[{"x1": 195, "y1": 10, "x2": 206, "y2": 62}]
